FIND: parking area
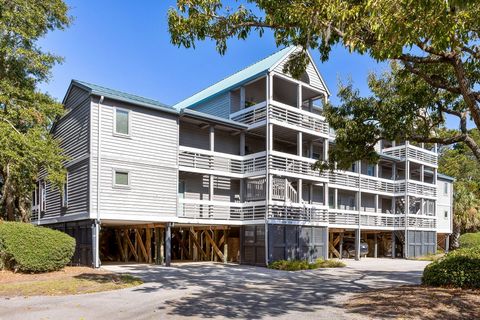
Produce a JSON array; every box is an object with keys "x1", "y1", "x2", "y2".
[{"x1": 0, "y1": 258, "x2": 430, "y2": 320}]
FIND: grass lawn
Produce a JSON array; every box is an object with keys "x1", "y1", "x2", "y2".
[
  {"x1": 459, "y1": 232, "x2": 480, "y2": 248},
  {"x1": 345, "y1": 285, "x2": 480, "y2": 320},
  {"x1": 0, "y1": 267, "x2": 142, "y2": 297}
]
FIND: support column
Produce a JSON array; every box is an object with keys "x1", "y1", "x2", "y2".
[
  {"x1": 339, "y1": 233, "x2": 344, "y2": 259},
  {"x1": 391, "y1": 231, "x2": 396, "y2": 258},
  {"x1": 323, "y1": 138, "x2": 329, "y2": 161},
  {"x1": 334, "y1": 188, "x2": 338, "y2": 209},
  {"x1": 297, "y1": 83, "x2": 302, "y2": 109},
  {"x1": 445, "y1": 235, "x2": 450, "y2": 253},
  {"x1": 154, "y1": 227, "x2": 164, "y2": 265},
  {"x1": 165, "y1": 223, "x2": 172, "y2": 267},
  {"x1": 239, "y1": 132, "x2": 245, "y2": 202},
  {"x1": 375, "y1": 194, "x2": 379, "y2": 213},
  {"x1": 309, "y1": 183, "x2": 313, "y2": 204},
  {"x1": 374, "y1": 234, "x2": 378, "y2": 258},
  {"x1": 92, "y1": 220, "x2": 101, "y2": 268},
  {"x1": 297, "y1": 132, "x2": 303, "y2": 203},
  {"x1": 355, "y1": 228, "x2": 361, "y2": 261},
  {"x1": 223, "y1": 229, "x2": 229, "y2": 263}
]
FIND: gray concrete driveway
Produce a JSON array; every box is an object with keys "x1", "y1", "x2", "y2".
[{"x1": 0, "y1": 258, "x2": 429, "y2": 320}]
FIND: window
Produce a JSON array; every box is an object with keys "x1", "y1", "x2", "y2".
[
  {"x1": 114, "y1": 108, "x2": 130, "y2": 135},
  {"x1": 40, "y1": 180, "x2": 46, "y2": 212},
  {"x1": 114, "y1": 170, "x2": 130, "y2": 187},
  {"x1": 367, "y1": 165, "x2": 375, "y2": 177},
  {"x1": 444, "y1": 182, "x2": 448, "y2": 195},
  {"x1": 61, "y1": 174, "x2": 68, "y2": 208},
  {"x1": 444, "y1": 210, "x2": 448, "y2": 219}
]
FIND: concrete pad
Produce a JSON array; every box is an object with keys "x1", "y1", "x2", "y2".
[{"x1": 0, "y1": 258, "x2": 430, "y2": 320}]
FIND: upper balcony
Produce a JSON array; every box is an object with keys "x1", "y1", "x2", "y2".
[{"x1": 382, "y1": 143, "x2": 438, "y2": 167}]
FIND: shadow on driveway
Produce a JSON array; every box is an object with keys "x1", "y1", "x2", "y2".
[{"x1": 108, "y1": 262, "x2": 425, "y2": 319}]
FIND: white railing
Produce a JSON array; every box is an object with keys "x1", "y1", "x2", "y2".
[
  {"x1": 178, "y1": 146, "x2": 267, "y2": 175},
  {"x1": 329, "y1": 171, "x2": 360, "y2": 189},
  {"x1": 382, "y1": 145, "x2": 437, "y2": 166},
  {"x1": 269, "y1": 151, "x2": 328, "y2": 179},
  {"x1": 271, "y1": 178, "x2": 298, "y2": 202},
  {"x1": 246, "y1": 178, "x2": 266, "y2": 201},
  {"x1": 269, "y1": 101, "x2": 329, "y2": 135},
  {"x1": 269, "y1": 202, "x2": 329, "y2": 222},
  {"x1": 178, "y1": 199, "x2": 266, "y2": 221},
  {"x1": 230, "y1": 101, "x2": 267, "y2": 125},
  {"x1": 360, "y1": 175, "x2": 395, "y2": 193},
  {"x1": 407, "y1": 216, "x2": 437, "y2": 229},
  {"x1": 396, "y1": 180, "x2": 437, "y2": 197}
]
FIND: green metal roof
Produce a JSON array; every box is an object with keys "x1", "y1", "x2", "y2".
[
  {"x1": 69, "y1": 79, "x2": 178, "y2": 114},
  {"x1": 173, "y1": 46, "x2": 296, "y2": 111}
]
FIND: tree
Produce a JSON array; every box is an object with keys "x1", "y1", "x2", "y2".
[
  {"x1": 439, "y1": 129, "x2": 480, "y2": 247},
  {"x1": 168, "y1": 0, "x2": 480, "y2": 168},
  {"x1": 0, "y1": 0, "x2": 71, "y2": 221}
]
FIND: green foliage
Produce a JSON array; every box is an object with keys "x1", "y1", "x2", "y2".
[
  {"x1": 0, "y1": 0, "x2": 71, "y2": 221},
  {"x1": 459, "y1": 232, "x2": 480, "y2": 249},
  {"x1": 169, "y1": 0, "x2": 480, "y2": 166},
  {"x1": 268, "y1": 258, "x2": 345, "y2": 271},
  {"x1": 0, "y1": 222, "x2": 75, "y2": 273},
  {"x1": 422, "y1": 246, "x2": 480, "y2": 288}
]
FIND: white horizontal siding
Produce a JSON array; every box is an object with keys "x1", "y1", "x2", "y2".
[
  {"x1": 192, "y1": 92, "x2": 231, "y2": 119},
  {"x1": 90, "y1": 97, "x2": 179, "y2": 219},
  {"x1": 274, "y1": 47, "x2": 326, "y2": 91}
]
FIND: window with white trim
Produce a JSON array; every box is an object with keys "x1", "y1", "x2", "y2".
[
  {"x1": 444, "y1": 182, "x2": 448, "y2": 195},
  {"x1": 114, "y1": 108, "x2": 130, "y2": 135},
  {"x1": 62, "y1": 174, "x2": 69, "y2": 208},
  {"x1": 444, "y1": 210, "x2": 448, "y2": 219},
  {"x1": 114, "y1": 170, "x2": 130, "y2": 187}
]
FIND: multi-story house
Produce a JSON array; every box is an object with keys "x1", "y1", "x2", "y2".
[{"x1": 32, "y1": 46, "x2": 453, "y2": 267}]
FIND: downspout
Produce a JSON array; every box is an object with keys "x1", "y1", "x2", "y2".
[{"x1": 95, "y1": 95, "x2": 104, "y2": 268}]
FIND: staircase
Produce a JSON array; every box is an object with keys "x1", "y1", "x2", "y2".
[{"x1": 272, "y1": 178, "x2": 298, "y2": 203}]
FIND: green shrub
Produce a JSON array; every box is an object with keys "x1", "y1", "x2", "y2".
[
  {"x1": 459, "y1": 232, "x2": 480, "y2": 249},
  {"x1": 268, "y1": 258, "x2": 345, "y2": 271},
  {"x1": 0, "y1": 222, "x2": 75, "y2": 273},
  {"x1": 422, "y1": 246, "x2": 480, "y2": 288}
]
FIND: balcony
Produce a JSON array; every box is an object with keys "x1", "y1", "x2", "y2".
[
  {"x1": 268, "y1": 202, "x2": 329, "y2": 223},
  {"x1": 178, "y1": 146, "x2": 267, "y2": 177},
  {"x1": 269, "y1": 151, "x2": 328, "y2": 181},
  {"x1": 230, "y1": 100, "x2": 329, "y2": 136},
  {"x1": 396, "y1": 180, "x2": 437, "y2": 198},
  {"x1": 383, "y1": 145, "x2": 438, "y2": 167},
  {"x1": 178, "y1": 199, "x2": 266, "y2": 221}
]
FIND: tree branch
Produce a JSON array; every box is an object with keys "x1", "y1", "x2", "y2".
[{"x1": 402, "y1": 62, "x2": 462, "y2": 94}]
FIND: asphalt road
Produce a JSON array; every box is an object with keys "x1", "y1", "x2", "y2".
[{"x1": 0, "y1": 258, "x2": 429, "y2": 320}]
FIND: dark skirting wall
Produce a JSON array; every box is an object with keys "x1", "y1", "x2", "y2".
[
  {"x1": 241, "y1": 224, "x2": 328, "y2": 266},
  {"x1": 407, "y1": 230, "x2": 436, "y2": 258},
  {"x1": 45, "y1": 219, "x2": 94, "y2": 266},
  {"x1": 268, "y1": 224, "x2": 327, "y2": 263}
]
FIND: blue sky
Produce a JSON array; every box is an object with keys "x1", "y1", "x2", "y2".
[{"x1": 39, "y1": 0, "x2": 464, "y2": 129}]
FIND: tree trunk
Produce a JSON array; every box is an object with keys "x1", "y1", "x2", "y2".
[
  {"x1": 18, "y1": 196, "x2": 30, "y2": 222},
  {"x1": 450, "y1": 222, "x2": 461, "y2": 250},
  {"x1": 5, "y1": 187, "x2": 15, "y2": 221}
]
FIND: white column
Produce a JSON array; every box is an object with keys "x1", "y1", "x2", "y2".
[
  {"x1": 297, "y1": 132, "x2": 303, "y2": 156},
  {"x1": 334, "y1": 188, "x2": 338, "y2": 209},
  {"x1": 323, "y1": 139, "x2": 329, "y2": 161},
  {"x1": 375, "y1": 194, "x2": 379, "y2": 213},
  {"x1": 240, "y1": 132, "x2": 245, "y2": 202},
  {"x1": 375, "y1": 164, "x2": 379, "y2": 178},
  {"x1": 324, "y1": 184, "x2": 329, "y2": 207},
  {"x1": 209, "y1": 125, "x2": 215, "y2": 151},
  {"x1": 420, "y1": 164, "x2": 424, "y2": 183},
  {"x1": 297, "y1": 83, "x2": 302, "y2": 108},
  {"x1": 298, "y1": 179, "x2": 303, "y2": 203}
]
